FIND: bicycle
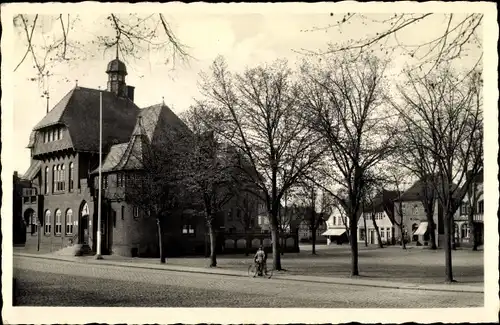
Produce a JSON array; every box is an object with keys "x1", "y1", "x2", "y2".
[{"x1": 248, "y1": 261, "x2": 274, "y2": 279}]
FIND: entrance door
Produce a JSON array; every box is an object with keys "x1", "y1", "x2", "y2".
[
  {"x1": 369, "y1": 230, "x2": 375, "y2": 244},
  {"x1": 79, "y1": 215, "x2": 89, "y2": 245}
]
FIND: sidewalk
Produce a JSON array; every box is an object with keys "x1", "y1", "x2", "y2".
[{"x1": 14, "y1": 252, "x2": 483, "y2": 293}]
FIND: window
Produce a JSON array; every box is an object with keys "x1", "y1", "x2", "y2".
[
  {"x1": 461, "y1": 223, "x2": 470, "y2": 239},
  {"x1": 380, "y1": 228, "x2": 385, "y2": 238},
  {"x1": 103, "y1": 175, "x2": 108, "y2": 189},
  {"x1": 133, "y1": 206, "x2": 139, "y2": 220},
  {"x1": 460, "y1": 202, "x2": 470, "y2": 215},
  {"x1": 44, "y1": 132, "x2": 48, "y2": 143},
  {"x1": 52, "y1": 129, "x2": 56, "y2": 141},
  {"x1": 477, "y1": 200, "x2": 484, "y2": 214},
  {"x1": 413, "y1": 205, "x2": 419, "y2": 215},
  {"x1": 117, "y1": 173, "x2": 124, "y2": 187},
  {"x1": 121, "y1": 206, "x2": 125, "y2": 220},
  {"x1": 29, "y1": 211, "x2": 38, "y2": 234},
  {"x1": 48, "y1": 131, "x2": 52, "y2": 142},
  {"x1": 69, "y1": 162, "x2": 74, "y2": 191},
  {"x1": 66, "y1": 209, "x2": 73, "y2": 234},
  {"x1": 44, "y1": 166, "x2": 49, "y2": 194},
  {"x1": 61, "y1": 164, "x2": 65, "y2": 191},
  {"x1": 182, "y1": 224, "x2": 195, "y2": 235},
  {"x1": 52, "y1": 165, "x2": 57, "y2": 193},
  {"x1": 57, "y1": 128, "x2": 62, "y2": 140},
  {"x1": 44, "y1": 210, "x2": 51, "y2": 234},
  {"x1": 228, "y1": 209, "x2": 233, "y2": 221},
  {"x1": 55, "y1": 209, "x2": 62, "y2": 235}
]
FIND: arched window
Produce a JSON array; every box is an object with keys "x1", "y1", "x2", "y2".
[
  {"x1": 44, "y1": 167, "x2": 49, "y2": 194},
  {"x1": 65, "y1": 209, "x2": 73, "y2": 235},
  {"x1": 55, "y1": 209, "x2": 62, "y2": 234},
  {"x1": 52, "y1": 165, "x2": 57, "y2": 193},
  {"x1": 69, "y1": 162, "x2": 74, "y2": 191},
  {"x1": 44, "y1": 210, "x2": 51, "y2": 234},
  {"x1": 60, "y1": 165, "x2": 66, "y2": 191},
  {"x1": 461, "y1": 223, "x2": 470, "y2": 239}
]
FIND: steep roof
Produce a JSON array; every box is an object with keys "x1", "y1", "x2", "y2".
[
  {"x1": 113, "y1": 116, "x2": 152, "y2": 171},
  {"x1": 363, "y1": 190, "x2": 399, "y2": 213},
  {"x1": 22, "y1": 160, "x2": 41, "y2": 181},
  {"x1": 92, "y1": 103, "x2": 191, "y2": 174},
  {"x1": 398, "y1": 177, "x2": 460, "y2": 202},
  {"x1": 33, "y1": 86, "x2": 140, "y2": 153}
]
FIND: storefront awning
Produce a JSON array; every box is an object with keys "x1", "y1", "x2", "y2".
[
  {"x1": 413, "y1": 222, "x2": 428, "y2": 235},
  {"x1": 321, "y1": 228, "x2": 346, "y2": 236}
]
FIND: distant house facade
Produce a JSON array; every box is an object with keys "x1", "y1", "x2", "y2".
[
  {"x1": 358, "y1": 190, "x2": 399, "y2": 246},
  {"x1": 322, "y1": 208, "x2": 349, "y2": 245},
  {"x1": 13, "y1": 171, "x2": 31, "y2": 245},
  {"x1": 454, "y1": 171, "x2": 484, "y2": 247},
  {"x1": 394, "y1": 179, "x2": 444, "y2": 247}
]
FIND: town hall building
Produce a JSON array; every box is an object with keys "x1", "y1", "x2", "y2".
[{"x1": 20, "y1": 55, "x2": 205, "y2": 257}]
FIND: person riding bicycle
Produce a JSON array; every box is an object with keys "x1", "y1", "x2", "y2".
[{"x1": 254, "y1": 246, "x2": 267, "y2": 276}]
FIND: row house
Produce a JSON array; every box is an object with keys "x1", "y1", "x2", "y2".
[
  {"x1": 358, "y1": 190, "x2": 399, "y2": 246},
  {"x1": 454, "y1": 171, "x2": 484, "y2": 247}
]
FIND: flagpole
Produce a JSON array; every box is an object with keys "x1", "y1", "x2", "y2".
[{"x1": 96, "y1": 89, "x2": 103, "y2": 260}]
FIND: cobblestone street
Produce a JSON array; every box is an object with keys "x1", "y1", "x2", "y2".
[{"x1": 13, "y1": 255, "x2": 483, "y2": 308}]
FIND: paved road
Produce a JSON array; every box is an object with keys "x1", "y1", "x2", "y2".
[{"x1": 13, "y1": 256, "x2": 483, "y2": 308}]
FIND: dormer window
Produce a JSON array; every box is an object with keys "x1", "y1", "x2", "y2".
[{"x1": 44, "y1": 126, "x2": 64, "y2": 143}]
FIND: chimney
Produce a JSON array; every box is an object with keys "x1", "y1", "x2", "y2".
[
  {"x1": 14, "y1": 171, "x2": 18, "y2": 179},
  {"x1": 127, "y1": 86, "x2": 135, "y2": 102}
]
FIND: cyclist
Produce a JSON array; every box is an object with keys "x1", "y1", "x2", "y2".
[{"x1": 254, "y1": 245, "x2": 267, "y2": 276}]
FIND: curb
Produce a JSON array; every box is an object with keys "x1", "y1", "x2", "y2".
[{"x1": 14, "y1": 253, "x2": 484, "y2": 293}]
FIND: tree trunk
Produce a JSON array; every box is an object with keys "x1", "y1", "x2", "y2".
[
  {"x1": 157, "y1": 219, "x2": 165, "y2": 264},
  {"x1": 426, "y1": 213, "x2": 437, "y2": 249},
  {"x1": 362, "y1": 214, "x2": 368, "y2": 247},
  {"x1": 311, "y1": 227, "x2": 317, "y2": 255},
  {"x1": 451, "y1": 217, "x2": 457, "y2": 250},
  {"x1": 349, "y1": 211, "x2": 359, "y2": 276},
  {"x1": 371, "y1": 214, "x2": 384, "y2": 248},
  {"x1": 444, "y1": 211, "x2": 454, "y2": 283},
  {"x1": 270, "y1": 226, "x2": 282, "y2": 270},
  {"x1": 400, "y1": 222, "x2": 406, "y2": 249},
  {"x1": 245, "y1": 231, "x2": 250, "y2": 256},
  {"x1": 208, "y1": 224, "x2": 217, "y2": 267}
]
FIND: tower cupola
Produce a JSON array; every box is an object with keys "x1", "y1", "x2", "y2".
[{"x1": 106, "y1": 46, "x2": 128, "y2": 97}]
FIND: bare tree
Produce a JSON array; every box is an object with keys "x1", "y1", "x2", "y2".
[
  {"x1": 384, "y1": 167, "x2": 409, "y2": 249},
  {"x1": 364, "y1": 188, "x2": 384, "y2": 249},
  {"x1": 299, "y1": 13, "x2": 483, "y2": 76},
  {"x1": 182, "y1": 106, "x2": 239, "y2": 268},
  {"x1": 392, "y1": 66, "x2": 483, "y2": 282},
  {"x1": 117, "y1": 122, "x2": 191, "y2": 264},
  {"x1": 233, "y1": 189, "x2": 261, "y2": 256},
  {"x1": 13, "y1": 13, "x2": 191, "y2": 85},
  {"x1": 195, "y1": 57, "x2": 325, "y2": 271},
  {"x1": 293, "y1": 180, "x2": 329, "y2": 255},
  {"x1": 300, "y1": 53, "x2": 397, "y2": 276}
]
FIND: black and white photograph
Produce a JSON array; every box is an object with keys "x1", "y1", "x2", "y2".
[{"x1": 1, "y1": 2, "x2": 498, "y2": 324}]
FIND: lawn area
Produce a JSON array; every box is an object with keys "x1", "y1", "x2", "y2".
[{"x1": 108, "y1": 244, "x2": 484, "y2": 285}]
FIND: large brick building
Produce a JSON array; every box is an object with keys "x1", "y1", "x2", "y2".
[{"x1": 19, "y1": 55, "x2": 203, "y2": 257}]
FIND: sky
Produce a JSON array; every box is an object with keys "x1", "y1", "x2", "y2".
[{"x1": 5, "y1": 4, "x2": 484, "y2": 176}]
